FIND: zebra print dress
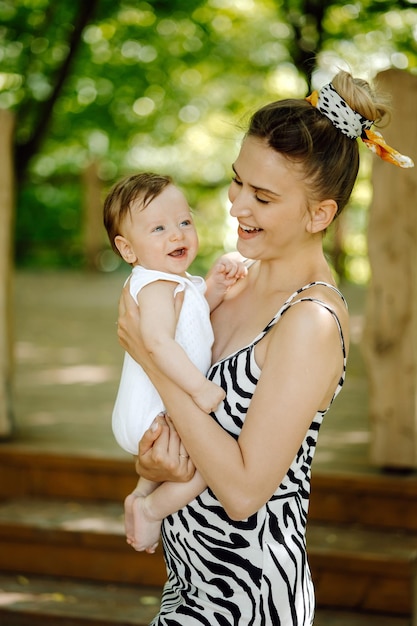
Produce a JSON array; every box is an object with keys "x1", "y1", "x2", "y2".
[{"x1": 151, "y1": 282, "x2": 347, "y2": 626}]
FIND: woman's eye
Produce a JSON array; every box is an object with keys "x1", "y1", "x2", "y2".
[
  {"x1": 255, "y1": 195, "x2": 269, "y2": 204},
  {"x1": 232, "y1": 176, "x2": 242, "y2": 186}
]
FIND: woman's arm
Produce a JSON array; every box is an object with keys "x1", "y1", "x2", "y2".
[{"x1": 119, "y1": 286, "x2": 344, "y2": 520}]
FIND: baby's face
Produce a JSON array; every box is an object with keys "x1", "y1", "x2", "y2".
[{"x1": 123, "y1": 184, "x2": 199, "y2": 275}]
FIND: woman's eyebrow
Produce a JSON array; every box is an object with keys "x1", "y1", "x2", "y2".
[{"x1": 232, "y1": 164, "x2": 280, "y2": 197}]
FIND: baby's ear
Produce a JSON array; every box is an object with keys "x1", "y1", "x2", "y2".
[
  {"x1": 114, "y1": 235, "x2": 137, "y2": 264},
  {"x1": 307, "y1": 199, "x2": 338, "y2": 234}
]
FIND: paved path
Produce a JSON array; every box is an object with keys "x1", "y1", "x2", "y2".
[{"x1": 11, "y1": 270, "x2": 373, "y2": 473}]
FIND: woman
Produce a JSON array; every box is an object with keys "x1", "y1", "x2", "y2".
[{"x1": 117, "y1": 70, "x2": 413, "y2": 625}]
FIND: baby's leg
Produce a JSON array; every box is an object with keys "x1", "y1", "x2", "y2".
[{"x1": 129, "y1": 471, "x2": 207, "y2": 552}]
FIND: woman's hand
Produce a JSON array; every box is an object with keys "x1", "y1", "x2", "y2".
[
  {"x1": 135, "y1": 413, "x2": 196, "y2": 482},
  {"x1": 117, "y1": 280, "x2": 146, "y2": 363}
]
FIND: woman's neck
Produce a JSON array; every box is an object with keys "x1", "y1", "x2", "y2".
[{"x1": 250, "y1": 250, "x2": 334, "y2": 297}]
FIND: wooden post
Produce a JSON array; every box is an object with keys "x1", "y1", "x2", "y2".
[
  {"x1": 362, "y1": 69, "x2": 417, "y2": 469},
  {"x1": 0, "y1": 109, "x2": 15, "y2": 439},
  {"x1": 83, "y1": 160, "x2": 103, "y2": 271}
]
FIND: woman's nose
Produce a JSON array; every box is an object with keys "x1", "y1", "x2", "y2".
[{"x1": 229, "y1": 191, "x2": 252, "y2": 218}]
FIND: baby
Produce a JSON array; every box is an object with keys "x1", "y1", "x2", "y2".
[{"x1": 103, "y1": 172, "x2": 247, "y2": 552}]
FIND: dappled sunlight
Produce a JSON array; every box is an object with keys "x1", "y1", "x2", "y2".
[
  {"x1": 16, "y1": 342, "x2": 87, "y2": 365},
  {"x1": 15, "y1": 341, "x2": 50, "y2": 361},
  {"x1": 34, "y1": 365, "x2": 116, "y2": 385},
  {"x1": 61, "y1": 515, "x2": 123, "y2": 533},
  {"x1": 315, "y1": 429, "x2": 370, "y2": 468},
  {"x1": 320, "y1": 430, "x2": 370, "y2": 445},
  {"x1": 0, "y1": 590, "x2": 76, "y2": 607},
  {"x1": 0, "y1": 575, "x2": 162, "y2": 621},
  {"x1": 25, "y1": 412, "x2": 60, "y2": 426},
  {"x1": 314, "y1": 429, "x2": 370, "y2": 470},
  {"x1": 350, "y1": 314, "x2": 364, "y2": 344}
]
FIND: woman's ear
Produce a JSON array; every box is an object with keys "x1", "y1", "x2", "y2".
[
  {"x1": 114, "y1": 235, "x2": 137, "y2": 264},
  {"x1": 306, "y1": 199, "x2": 338, "y2": 234}
]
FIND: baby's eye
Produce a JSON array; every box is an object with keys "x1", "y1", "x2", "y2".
[
  {"x1": 180, "y1": 219, "x2": 192, "y2": 227},
  {"x1": 153, "y1": 225, "x2": 165, "y2": 232}
]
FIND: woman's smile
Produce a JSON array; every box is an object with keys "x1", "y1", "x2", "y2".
[{"x1": 238, "y1": 223, "x2": 263, "y2": 239}]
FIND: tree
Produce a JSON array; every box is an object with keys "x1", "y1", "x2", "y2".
[
  {"x1": 363, "y1": 69, "x2": 417, "y2": 469},
  {"x1": 0, "y1": 0, "x2": 102, "y2": 436}
]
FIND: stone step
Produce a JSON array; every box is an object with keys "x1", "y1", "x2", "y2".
[
  {"x1": 2, "y1": 448, "x2": 417, "y2": 531},
  {"x1": 0, "y1": 573, "x2": 411, "y2": 626},
  {"x1": 0, "y1": 497, "x2": 415, "y2": 617}
]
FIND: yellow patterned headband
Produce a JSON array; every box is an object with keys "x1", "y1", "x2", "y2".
[{"x1": 306, "y1": 83, "x2": 414, "y2": 169}]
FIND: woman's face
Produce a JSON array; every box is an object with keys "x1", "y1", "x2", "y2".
[{"x1": 228, "y1": 136, "x2": 312, "y2": 261}]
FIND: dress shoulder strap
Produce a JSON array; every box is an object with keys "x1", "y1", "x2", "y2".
[{"x1": 286, "y1": 281, "x2": 347, "y2": 308}]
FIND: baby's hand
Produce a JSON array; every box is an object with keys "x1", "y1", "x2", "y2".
[
  {"x1": 193, "y1": 379, "x2": 225, "y2": 414},
  {"x1": 214, "y1": 257, "x2": 247, "y2": 288},
  {"x1": 204, "y1": 253, "x2": 247, "y2": 312}
]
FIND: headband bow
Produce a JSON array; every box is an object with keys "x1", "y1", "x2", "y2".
[{"x1": 306, "y1": 83, "x2": 414, "y2": 169}]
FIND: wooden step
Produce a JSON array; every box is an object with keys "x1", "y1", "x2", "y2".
[
  {"x1": 2, "y1": 447, "x2": 417, "y2": 531},
  {"x1": 0, "y1": 448, "x2": 135, "y2": 502},
  {"x1": 315, "y1": 609, "x2": 411, "y2": 626},
  {"x1": 0, "y1": 573, "x2": 411, "y2": 626},
  {"x1": 0, "y1": 497, "x2": 415, "y2": 616},
  {"x1": 0, "y1": 574, "x2": 161, "y2": 625},
  {"x1": 0, "y1": 498, "x2": 165, "y2": 587},
  {"x1": 310, "y1": 471, "x2": 417, "y2": 531},
  {"x1": 308, "y1": 523, "x2": 417, "y2": 616}
]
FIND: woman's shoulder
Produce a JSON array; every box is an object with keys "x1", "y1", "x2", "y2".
[{"x1": 282, "y1": 281, "x2": 350, "y2": 351}]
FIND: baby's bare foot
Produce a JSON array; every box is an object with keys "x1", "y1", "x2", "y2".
[
  {"x1": 124, "y1": 491, "x2": 137, "y2": 545},
  {"x1": 129, "y1": 495, "x2": 162, "y2": 552}
]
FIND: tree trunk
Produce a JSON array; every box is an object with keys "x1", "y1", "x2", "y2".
[
  {"x1": 362, "y1": 69, "x2": 417, "y2": 469},
  {"x1": 83, "y1": 161, "x2": 104, "y2": 271},
  {"x1": 0, "y1": 110, "x2": 15, "y2": 439}
]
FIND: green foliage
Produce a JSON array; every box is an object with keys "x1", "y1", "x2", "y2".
[{"x1": 1, "y1": 0, "x2": 416, "y2": 276}]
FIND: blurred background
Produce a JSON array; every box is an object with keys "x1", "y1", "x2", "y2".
[{"x1": 3, "y1": 0, "x2": 416, "y2": 281}]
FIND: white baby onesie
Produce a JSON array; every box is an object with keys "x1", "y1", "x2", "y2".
[{"x1": 112, "y1": 265, "x2": 214, "y2": 455}]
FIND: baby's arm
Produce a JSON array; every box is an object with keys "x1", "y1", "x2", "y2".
[
  {"x1": 137, "y1": 280, "x2": 224, "y2": 414},
  {"x1": 128, "y1": 470, "x2": 207, "y2": 552},
  {"x1": 205, "y1": 252, "x2": 247, "y2": 312}
]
